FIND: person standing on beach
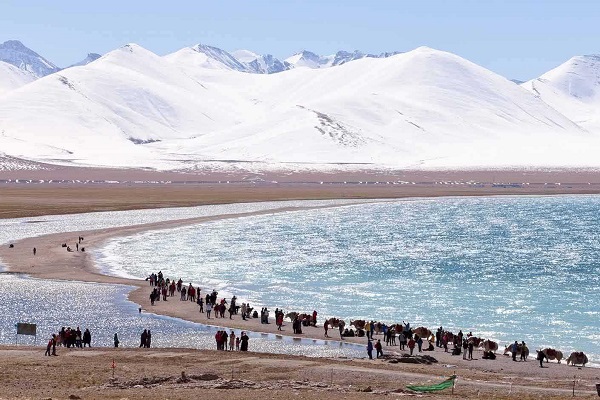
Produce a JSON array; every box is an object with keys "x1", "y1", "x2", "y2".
[
  {"x1": 33, "y1": 247, "x2": 36, "y2": 256},
  {"x1": 468, "y1": 339, "x2": 474, "y2": 360},
  {"x1": 240, "y1": 332, "x2": 249, "y2": 351},
  {"x1": 114, "y1": 333, "x2": 120, "y2": 348},
  {"x1": 462, "y1": 339, "x2": 468, "y2": 360},
  {"x1": 366, "y1": 340, "x2": 373, "y2": 359},
  {"x1": 240, "y1": 303, "x2": 247, "y2": 320},
  {"x1": 520, "y1": 341, "x2": 528, "y2": 361},
  {"x1": 511, "y1": 341, "x2": 518, "y2": 361},
  {"x1": 229, "y1": 331, "x2": 236, "y2": 351},
  {"x1": 146, "y1": 330, "x2": 152, "y2": 348},
  {"x1": 324, "y1": 319, "x2": 330, "y2": 337},
  {"x1": 375, "y1": 339, "x2": 383, "y2": 358},
  {"x1": 276, "y1": 312, "x2": 283, "y2": 331},
  {"x1": 408, "y1": 337, "x2": 416, "y2": 355},
  {"x1": 45, "y1": 337, "x2": 52, "y2": 356},
  {"x1": 206, "y1": 302, "x2": 213, "y2": 319},
  {"x1": 365, "y1": 321, "x2": 371, "y2": 340},
  {"x1": 140, "y1": 330, "x2": 147, "y2": 348},
  {"x1": 416, "y1": 335, "x2": 423, "y2": 352},
  {"x1": 83, "y1": 329, "x2": 91, "y2": 347},
  {"x1": 51, "y1": 334, "x2": 57, "y2": 356},
  {"x1": 537, "y1": 350, "x2": 547, "y2": 367}
]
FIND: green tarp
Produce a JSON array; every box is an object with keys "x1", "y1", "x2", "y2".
[{"x1": 406, "y1": 375, "x2": 456, "y2": 392}]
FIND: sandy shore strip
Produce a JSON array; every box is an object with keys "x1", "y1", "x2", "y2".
[
  {"x1": 1, "y1": 198, "x2": 599, "y2": 397},
  {"x1": 0, "y1": 346, "x2": 597, "y2": 400}
]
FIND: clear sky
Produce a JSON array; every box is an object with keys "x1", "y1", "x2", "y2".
[{"x1": 1, "y1": 0, "x2": 598, "y2": 80}]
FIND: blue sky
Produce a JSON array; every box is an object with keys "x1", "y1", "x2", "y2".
[{"x1": 1, "y1": 0, "x2": 598, "y2": 80}]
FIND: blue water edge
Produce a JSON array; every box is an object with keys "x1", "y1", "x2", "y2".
[
  {"x1": 97, "y1": 196, "x2": 600, "y2": 365},
  {"x1": 0, "y1": 274, "x2": 363, "y2": 357}
]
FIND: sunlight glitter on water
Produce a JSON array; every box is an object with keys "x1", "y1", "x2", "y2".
[{"x1": 98, "y1": 196, "x2": 600, "y2": 364}]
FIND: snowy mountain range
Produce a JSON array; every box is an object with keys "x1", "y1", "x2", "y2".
[{"x1": 1, "y1": 39, "x2": 600, "y2": 171}]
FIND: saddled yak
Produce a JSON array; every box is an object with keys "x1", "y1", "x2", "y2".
[
  {"x1": 350, "y1": 320, "x2": 366, "y2": 330},
  {"x1": 483, "y1": 340, "x2": 498, "y2": 353},
  {"x1": 285, "y1": 312, "x2": 312, "y2": 322},
  {"x1": 503, "y1": 343, "x2": 529, "y2": 358},
  {"x1": 566, "y1": 351, "x2": 588, "y2": 367},
  {"x1": 541, "y1": 348, "x2": 563, "y2": 363},
  {"x1": 412, "y1": 327, "x2": 432, "y2": 340},
  {"x1": 327, "y1": 318, "x2": 345, "y2": 329}
]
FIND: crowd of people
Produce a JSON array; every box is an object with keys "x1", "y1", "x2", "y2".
[{"x1": 214, "y1": 330, "x2": 249, "y2": 351}]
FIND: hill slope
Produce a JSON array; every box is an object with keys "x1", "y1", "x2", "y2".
[{"x1": 0, "y1": 45, "x2": 596, "y2": 170}]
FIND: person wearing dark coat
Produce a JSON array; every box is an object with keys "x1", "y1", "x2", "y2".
[
  {"x1": 240, "y1": 331, "x2": 249, "y2": 351},
  {"x1": 83, "y1": 328, "x2": 92, "y2": 347},
  {"x1": 140, "y1": 329, "x2": 147, "y2": 348}
]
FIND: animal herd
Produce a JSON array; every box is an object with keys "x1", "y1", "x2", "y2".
[{"x1": 285, "y1": 313, "x2": 591, "y2": 367}]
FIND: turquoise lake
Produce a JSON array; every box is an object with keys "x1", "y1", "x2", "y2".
[{"x1": 98, "y1": 196, "x2": 600, "y2": 364}]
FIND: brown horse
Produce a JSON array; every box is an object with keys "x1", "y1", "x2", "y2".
[{"x1": 566, "y1": 352, "x2": 588, "y2": 367}]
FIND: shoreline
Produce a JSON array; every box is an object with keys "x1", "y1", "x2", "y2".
[{"x1": 1, "y1": 196, "x2": 600, "y2": 397}]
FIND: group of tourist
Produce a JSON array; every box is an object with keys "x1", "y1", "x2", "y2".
[
  {"x1": 45, "y1": 327, "x2": 92, "y2": 356},
  {"x1": 214, "y1": 330, "x2": 249, "y2": 351}
]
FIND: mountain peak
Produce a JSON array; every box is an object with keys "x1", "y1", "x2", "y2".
[
  {"x1": 68, "y1": 53, "x2": 102, "y2": 68},
  {"x1": 0, "y1": 40, "x2": 60, "y2": 77}
]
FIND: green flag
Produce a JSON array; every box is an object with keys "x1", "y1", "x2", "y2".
[{"x1": 406, "y1": 375, "x2": 456, "y2": 392}]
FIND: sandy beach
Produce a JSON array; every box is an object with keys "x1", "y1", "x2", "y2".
[{"x1": 0, "y1": 168, "x2": 599, "y2": 399}]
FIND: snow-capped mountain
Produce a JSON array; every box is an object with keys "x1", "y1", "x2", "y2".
[
  {"x1": 0, "y1": 44, "x2": 596, "y2": 171},
  {"x1": 522, "y1": 55, "x2": 600, "y2": 131},
  {"x1": 0, "y1": 60, "x2": 36, "y2": 95},
  {"x1": 69, "y1": 53, "x2": 102, "y2": 68},
  {"x1": 231, "y1": 50, "x2": 290, "y2": 74},
  {"x1": 0, "y1": 40, "x2": 60, "y2": 78},
  {"x1": 285, "y1": 50, "x2": 402, "y2": 69}
]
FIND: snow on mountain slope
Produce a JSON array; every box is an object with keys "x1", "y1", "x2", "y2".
[
  {"x1": 231, "y1": 50, "x2": 289, "y2": 73},
  {"x1": 165, "y1": 44, "x2": 252, "y2": 72},
  {"x1": 522, "y1": 55, "x2": 600, "y2": 132},
  {"x1": 69, "y1": 53, "x2": 102, "y2": 68},
  {"x1": 0, "y1": 43, "x2": 254, "y2": 167},
  {"x1": 285, "y1": 50, "x2": 402, "y2": 69},
  {"x1": 0, "y1": 40, "x2": 60, "y2": 77},
  {"x1": 154, "y1": 47, "x2": 592, "y2": 169},
  {"x1": 0, "y1": 61, "x2": 36, "y2": 95},
  {"x1": 0, "y1": 44, "x2": 597, "y2": 170}
]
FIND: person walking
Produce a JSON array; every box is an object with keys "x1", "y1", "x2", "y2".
[
  {"x1": 537, "y1": 350, "x2": 546, "y2": 367},
  {"x1": 45, "y1": 337, "x2": 53, "y2": 356}
]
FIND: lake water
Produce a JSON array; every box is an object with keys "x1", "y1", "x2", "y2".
[
  {"x1": 0, "y1": 274, "x2": 363, "y2": 357},
  {"x1": 98, "y1": 196, "x2": 600, "y2": 365},
  {"x1": 0, "y1": 199, "x2": 370, "y2": 357}
]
